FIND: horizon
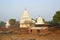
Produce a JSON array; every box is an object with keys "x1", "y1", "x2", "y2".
[{"x1": 0, "y1": 0, "x2": 60, "y2": 22}]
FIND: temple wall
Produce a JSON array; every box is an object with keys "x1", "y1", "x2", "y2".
[{"x1": 29, "y1": 27, "x2": 49, "y2": 35}]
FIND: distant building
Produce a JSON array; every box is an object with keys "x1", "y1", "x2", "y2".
[{"x1": 5, "y1": 21, "x2": 10, "y2": 28}]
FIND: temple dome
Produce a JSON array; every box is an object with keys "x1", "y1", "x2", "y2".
[{"x1": 36, "y1": 16, "x2": 45, "y2": 24}]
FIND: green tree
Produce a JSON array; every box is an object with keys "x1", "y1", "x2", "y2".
[
  {"x1": 0, "y1": 21, "x2": 5, "y2": 27},
  {"x1": 9, "y1": 18, "x2": 20, "y2": 28},
  {"x1": 48, "y1": 20, "x2": 56, "y2": 27},
  {"x1": 9, "y1": 18, "x2": 16, "y2": 25},
  {"x1": 53, "y1": 11, "x2": 60, "y2": 26}
]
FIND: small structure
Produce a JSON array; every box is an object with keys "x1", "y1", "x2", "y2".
[
  {"x1": 35, "y1": 16, "x2": 45, "y2": 27},
  {"x1": 5, "y1": 21, "x2": 10, "y2": 28},
  {"x1": 36, "y1": 16, "x2": 45, "y2": 24},
  {"x1": 29, "y1": 27, "x2": 48, "y2": 35},
  {"x1": 29, "y1": 16, "x2": 48, "y2": 35}
]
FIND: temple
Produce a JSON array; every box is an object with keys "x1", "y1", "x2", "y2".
[
  {"x1": 20, "y1": 9, "x2": 31, "y2": 23},
  {"x1": 5, "y1": 9, "x2": 49, "y2": 35},
  {"x1": 20, "y1": 9, "x2": 35, "y2": 28}
]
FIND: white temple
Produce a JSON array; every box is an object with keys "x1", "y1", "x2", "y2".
[
  {"x1": 36, "y1": 16, "x2": 45, "y2": 24},
  {"x1": 20, "y1": 9, "x2": 33, "y2": 28},
  {"x1": 5, "y1": 21, "x2": 10, "y2": 28},
  {"x1": 20, "y1": 9, "x2": 31, "y2": 23}
]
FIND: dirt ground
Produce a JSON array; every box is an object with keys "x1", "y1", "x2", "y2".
[{"x1": 0, "y1": 30, "x2": 60, "y2": 40}]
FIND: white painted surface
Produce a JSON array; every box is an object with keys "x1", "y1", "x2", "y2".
[
  {"x1": 20, "y1": 9, "x2": 31, "y2": 23},
  {"x1": 5, "y1": 21, "x2": 10, "y2": 28},
  {"x1": 36, "y1": 16, "x2": 45, "y2": 24}
]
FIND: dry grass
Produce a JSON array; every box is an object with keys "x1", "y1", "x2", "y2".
[{"x1": 0, "y1": 29, "x2": 60, "y2": 40}]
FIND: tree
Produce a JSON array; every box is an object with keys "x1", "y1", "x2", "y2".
[
  {"x1": 9, "y1": 18, "x2": 16, "y2": 25},
  {"x1": 53, "y1": 11, "x2": 60, "y2": 26},
  {"x1": 48, "y1": 20, "x2": 57, "y2": 27},
  {"x1": 9, "y1": 18, "x2": 20, "y2": 28},
  {"x1": 0, "y1": 21, "x2": 5, "y2": 27}
]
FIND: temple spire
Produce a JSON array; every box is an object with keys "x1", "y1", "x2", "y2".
[
  {"x1": 20, "y1": 9, "x2": 32, "y2": 28},
  {"x1": 20, "y1": 9, "x2": 31, "y2": 23}
]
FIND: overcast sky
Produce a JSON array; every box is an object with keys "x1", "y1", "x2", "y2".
[{"x1": 0, "y1": 0, "x2": 60, "y2": 21}]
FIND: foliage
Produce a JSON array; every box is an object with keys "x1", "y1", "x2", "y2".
[
  {"x1": 53, "y1": 11, "x2": 60, "y2": 26},
  {"x1": 9, "y1": 18, "x2": 20, "y2": 28},
  {"x1": 0, "y1": 21, "x2": 5, "y2": 27},
  {"x1": 9, "y1": 18, "x2": 16, "y2": 25},
  {"x1": 48, "y1": 20, "x2": 57, "y2": 27}
]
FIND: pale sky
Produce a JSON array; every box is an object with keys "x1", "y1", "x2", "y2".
[{"x1": 0, "y1": 0, "x2": 60, "y2": 21}]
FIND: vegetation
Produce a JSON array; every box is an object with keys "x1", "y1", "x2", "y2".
[
  {"x1": 9, "y1": 18, "x2": 20, "y2": 28},
  {"x1": 0, "y1": 21, "x2": 5, "y2": 27},
  {"x1": 48, "y1": 20, "x2": 56, "y2": 27},
  {"x1": 9, "y1": 19, "x2": 16, "y2": 25},
  {"x1": 53, "y1": 11, "x2": 60, "y2": 27}
]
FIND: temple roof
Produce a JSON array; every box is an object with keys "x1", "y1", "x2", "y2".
[{"x1": 36, "y1": 16, "x2": 45, "y2": 24}]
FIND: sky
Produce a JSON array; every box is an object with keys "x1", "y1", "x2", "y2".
[{"x1": 0, "y1": 0, "x2": 60, "y2": 21}]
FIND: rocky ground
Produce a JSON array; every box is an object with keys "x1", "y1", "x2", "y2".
[{"x1": 0, "y1": 29, "x2": 60, "y2": 40}]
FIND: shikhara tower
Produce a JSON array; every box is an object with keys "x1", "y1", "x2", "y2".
[
  {"x1": 20, "y1": 9, "x2": 31, "y2": 23},
  {"x1": 20, "y1": 9, "x2": 32, "y2": 28}
]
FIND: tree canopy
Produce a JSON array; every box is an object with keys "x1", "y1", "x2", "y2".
[
  {"x1": 9, "y1": 18, "x2": 20, "y2": 28},
  {"x1": 9, "y1": 18, "x2": 16, "y2": 25},
  {"x1": 53, "y1": 11, "x2": 60, "y2": 26},
  {"x1": 0, "y1": 21, "x2": 5, "y2": 27}
]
